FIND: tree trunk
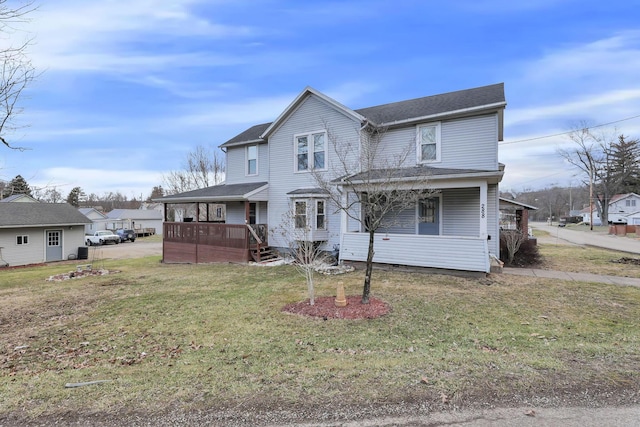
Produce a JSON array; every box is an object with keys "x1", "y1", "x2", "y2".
[{"x1": 362, "y1": 229, "x2": 375, "y2": 304}]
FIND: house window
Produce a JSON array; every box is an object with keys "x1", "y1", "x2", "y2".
[
  {"x1": 16, "y1": 235, "x2": 29, "y2": 245},
  {"x1": 626, "y1": 199, "x2": 636, "y2": 207},
  {"x1": 295, "y1": 131, "x2": 327, "y2": 172},
  {"x1": 246, "y1": 145, "x2": 258, "y2": 175},
  {"x1": 316, "y1": 200, "x2": 326, "y2": 230},
  {"x1": 416, "y1": 123, "x2": 441, "y2": 163},
  {"x1": 295, "y1": 201, "x2": 307, "y2": 228}
]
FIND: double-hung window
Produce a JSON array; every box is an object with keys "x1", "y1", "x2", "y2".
[
  {"x1": 316, "y1": 200, "x2": 326, "y2": 230},
  {"x1": 626, "y1": 199, "x2": 636, "y2": 207},
  {"x1": 295, "y1": 131, "x2": 327, "y2": 172},
  {"x1": 246, "y1": 145, "x2": 258, "y2": 175},
  {"x1": 16, "y1": 235, "x2": 29, "y2": 245},
  {"x1": 295, "y1": 201, "x2": 307, "y2": 229},
  {"x1": 416, "y1": 123, "x2": 441, "y2": 163}
]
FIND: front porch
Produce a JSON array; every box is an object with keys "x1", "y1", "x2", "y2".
[
  {"x1": 162, "y1": 222, "x2": 270, "y2": 263},
  {"x1": 340, "y1": 232, "x2": 491, "y2": 273}
]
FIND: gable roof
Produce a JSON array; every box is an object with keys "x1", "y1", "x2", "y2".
[
  {"x1": 106, "y1": 209, "x2": 163, "y2": 220},
  {"x1": 79, "y1": 207, "x2": 108, "y2": 219},
  {"x1": 155, "y1": 182, "x2": 269, "y2": 203},
  {"x1": 0, "y1": 194, "x2": 39, "y2": 203},
  {"x1": 0, "y1": 203, "x2": 92, "y2": 228},
  {"x1": 499, "y1": 197, "x2": 538, "y2": 210},
  {"x1": 610, "y1": 193, "x2": 640, "y2": 203},
  {"x1": 219, "y1": 83, "x2": 506, "y2": 148}
]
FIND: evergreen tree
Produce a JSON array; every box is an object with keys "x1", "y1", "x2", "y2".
[
  {"x1": 609, "y1": 135, "x2": 640, "y2": 194},
  {"x1": 66, "y1": 186, "x2": 84, "y2": 207},
  {"x1": 1, "y1": 175, "x2": 31, "y2": 198}
]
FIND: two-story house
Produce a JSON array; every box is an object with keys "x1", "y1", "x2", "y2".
[{"x1": 156, "y1": 83, "x2": 506, "y2": 273}]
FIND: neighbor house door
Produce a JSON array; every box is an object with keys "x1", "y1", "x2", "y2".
[
  {"x1": 45, "y1": 229, "x2": 63, "y2": 262},
  {"x1": 418, "y1": 198, "x2": 439, "y2": 235}
]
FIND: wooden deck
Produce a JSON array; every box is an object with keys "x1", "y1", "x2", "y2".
[{"x1": 162, "y1": 222, "x2": 267, "y2": 264}]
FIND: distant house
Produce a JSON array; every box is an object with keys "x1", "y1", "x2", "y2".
[
  {"x1": 78, "y1": 207, "x2": 111, "y2": 233},
  {"x1": 580, "y1": 193, "x2": 640, "y2": 225},
  {"x1": 0, "y1": 203, "x2": 91, "y2": 267},
  {"x1": 0, "y1": 194, "x2": 39, "y2": 203},
  {"x1": 105, "y1": 209, "x2": 164, "y2": 235}
]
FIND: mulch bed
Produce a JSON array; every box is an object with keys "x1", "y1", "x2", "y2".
[{"x1": 282, "y1": 295, "x2": 390, "y2": 320}]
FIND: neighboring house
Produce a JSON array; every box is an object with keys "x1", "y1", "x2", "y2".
[
  {"x1": 78, "y1": 207, "x2": 111, "y2": 234},
  {"x1": 499, "y1": 198, "x2": 537, "y2": 236},
  {"x1": 156, "y1": 83, "x2": 506, "y2": 273},
  {"x1": 105, "y1": 209, "x2": 164, "y2": 235},
  {"x1": 580, "y1": 193, "x2": 640, "y2": 225},
  {"x1": 0, "y1": 203, "x2": 91, "y2": 267},
  {"x1": 0, "y1": 194, "x2": 39, "y2": 203}
]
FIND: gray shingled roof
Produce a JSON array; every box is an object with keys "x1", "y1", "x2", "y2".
[
  {"x1": 286, "y1": 188, "x2": 329, "y2": 195},
  {"x1": 106, "y1": 209, "x2": 163, "y2": 220},
  {"x1": 355, "y1": 83, "x2": 505, "y2": 125},
  {"x1": 220, "y1": 83, "x2": 505, "y2": 147},
  {"x1": 155, "y1": 182, "x2": 268, "y2": 202},
  {"x1": 0, "y1": 203, "x2": 92, "y2": 228},
  {"x1": 336, "y1": 165, "x2": 503, "y2": 183}
]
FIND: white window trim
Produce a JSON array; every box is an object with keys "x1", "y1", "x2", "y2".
[
  {"x1": 315, "y1": 199, "x2": 326, "y2": 230},
  {"x1": 16, "y1": 234, "x2": 29, "y2": 245},
  {"x1": 293, "y1": 130, "x2": 328, "y2": 173},
  {"x1": 416, "y1": 122, "x2": 442, "y2": 164},
  {"x1": 245, "y1": 144, "x2": 258, "y2": 176},
  {"x1": 294, "y1": 200, "x2": 307, "y2": 229}
]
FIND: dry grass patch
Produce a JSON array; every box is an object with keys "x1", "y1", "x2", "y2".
[{"x1": 1, "y1": 255, "x2": 639, "y2": 421}]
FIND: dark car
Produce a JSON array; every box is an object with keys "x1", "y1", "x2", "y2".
[{"x1": 116, "y1": 229, "x2": 136, "y2": 242}]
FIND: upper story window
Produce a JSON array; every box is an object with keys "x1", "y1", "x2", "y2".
[
  {"x1": 295, "y1": 131, "x2": 327, "y2": 172},
  {"x1": 626, "y1": 199, "x2": 636, "y2": 207},
  {"x1": 416, "y1": 122, "x2": 441, "y2": 163},
  {"x1": 246, "y1": 145, "x2": 258, "y2": 175}
]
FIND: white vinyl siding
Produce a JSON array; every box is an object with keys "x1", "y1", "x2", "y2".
[
  {"x1": 442, "y1": 188, "x2": 480, "y2": 237},
  {"x1": 268, "y1": 94, "x2": 360, "y2": 250},
  {"x1": 376, "y1": 114, "x2": 499, "y2": 170},
  {"x1": 246, "y1": 145, "x2": 258, "y2": 176},
  {"x1": 0, "y1": 227, "x2": 87, "y2": 267},
  {"x1": 225, "y1": 143, "x2": 268, "y2": 184}
]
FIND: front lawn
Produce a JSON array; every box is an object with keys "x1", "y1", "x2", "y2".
[{"x1": 1, "y1": 254, "x2": 639, "y2": 422}]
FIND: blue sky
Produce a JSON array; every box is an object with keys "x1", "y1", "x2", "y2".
[{"x1": 1, "y1": 0, "x2": 639, "y2": 199}]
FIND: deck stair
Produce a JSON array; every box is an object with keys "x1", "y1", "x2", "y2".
[{"x1": 250, "y1": 246, "x2": 281, "y2": 263}]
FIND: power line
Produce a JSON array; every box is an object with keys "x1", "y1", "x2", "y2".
[{"x1": 500, "y1": 113, "x2": 640, "y2": 146}]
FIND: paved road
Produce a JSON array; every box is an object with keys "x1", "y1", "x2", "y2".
[{"x1": 529, "y1": 222, "x2": 640, "y2": 254}]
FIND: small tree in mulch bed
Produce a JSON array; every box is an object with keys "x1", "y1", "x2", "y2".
[{"x1": 282, "y1": 295, "x2": 390, "y2": 320}]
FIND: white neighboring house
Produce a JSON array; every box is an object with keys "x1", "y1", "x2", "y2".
[
  {"x1": 78, "y1": 207, "x2": 112, "y2": 233},
  {"x1": 0, "y1": 194, "x2": 39, "y2": 203},
  {"x1": 581, "y1": 193, "x2": 640, "y2": 225},
  {"x1": 0, "y1": 202, "x2": 91, "y2": 267},
  {"x1": 105, "y1": 209, "x2": 164, "y2": 235}
]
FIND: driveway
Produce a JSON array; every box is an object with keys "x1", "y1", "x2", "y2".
[{"x1": 84, "y1": 239, "x2": 162, "y2": 260}]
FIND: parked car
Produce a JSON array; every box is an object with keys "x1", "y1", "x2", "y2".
[
  {"x1": 116, "y1": 229, "x2": 136, "y2": 243},
  {"x1": 86, "y1": 230, "x2": 120, "y2": 246}
]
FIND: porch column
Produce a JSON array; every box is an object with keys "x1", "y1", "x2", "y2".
[
  {"x1": 244, "y1": 201, "x2": 250, "y2": 223},
  {"x1": 479, "y1": 182, "x2": 488, "y2": 238},
  {"x1": 340, "y1": 191, "x2": 348, "y2": 234}
]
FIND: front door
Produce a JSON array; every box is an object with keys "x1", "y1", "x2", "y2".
[
  {"x1": 45, "y1": 229, "x2": 63, "y2": 262},
  {"x1": 418, "y1": 198, "x2": 439, "y2": 235}
]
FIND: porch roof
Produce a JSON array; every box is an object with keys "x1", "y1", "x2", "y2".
[
  {"x1": 334, "y1": 165, "x2": 505, "y2": 186},
  {"x1": 155, "y1": 182, "x2": 269, "y2": 203}
]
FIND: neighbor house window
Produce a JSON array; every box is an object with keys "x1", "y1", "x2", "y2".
[
  {"x1": 295, "y1": 131, "x2": 327, "y2": 172},
  {"x1": 16, "y1": 235, "x2": 29, "y2": 245},
  {"x1": 416, "y1": 123, "x2": 441, "y2": 163},
  {"x1": 316, "y1": 200, "x2": 326, "y2": 229},
  {"x1": 295, "y1": 201, "x2": 307, "y2": 228},
  {"x1": 246, "y1": 145, "x2": 258, "y2": 175},
  {"x1": 626, "y1": 199, "x2": 636, "y2": 207}
]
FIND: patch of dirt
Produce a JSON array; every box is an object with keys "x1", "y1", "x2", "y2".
[
  {"x1": 282, "y1": 295, "x2": 390, "y2": 319},
  {"x1": 46, "y1": 269, "x2": 121, "y2": 281},
  {"x1": 611, "y1": 257, "x2": 640, "y2": 265}
]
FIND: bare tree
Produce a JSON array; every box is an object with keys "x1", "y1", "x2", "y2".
[
  {"x1": 500, "y1": 229, "x2": 528, "y2": 266},
  {"x1": 273, "y1": 207, "x2": 332, "y2": 306},
  {"x1": 163, "y1": 145, "x2": 225, "y2": 194},
  {"x1": 312, "y1": 123, "x2": 434, "y2": 304},
  {"x1": 559, "y1": 123, "x2": 635, "y2": 226},
  {"x1": 0, "y1": 1, "x2": 36, "y2": 150}
]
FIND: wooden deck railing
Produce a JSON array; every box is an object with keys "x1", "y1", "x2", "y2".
[{"x1": 162, "y1": 222, "x2": 268, "y2": 263}]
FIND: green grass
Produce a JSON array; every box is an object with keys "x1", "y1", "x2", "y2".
[{"x1": 1, "y1": 255, "x2": 640, "y2": 418}]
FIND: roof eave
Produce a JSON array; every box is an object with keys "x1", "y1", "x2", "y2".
[{"x1": 377, "y1": 102, "x2": 507, "y2": 128}]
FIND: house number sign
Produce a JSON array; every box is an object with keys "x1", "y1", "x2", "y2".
[{"x1": 480, "y1": 203, "x2": 486, "y2": 219}]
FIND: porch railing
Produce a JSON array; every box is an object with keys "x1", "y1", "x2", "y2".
[{"x1": 163, "y1": 222, "x2": 268, "y2": 263}]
